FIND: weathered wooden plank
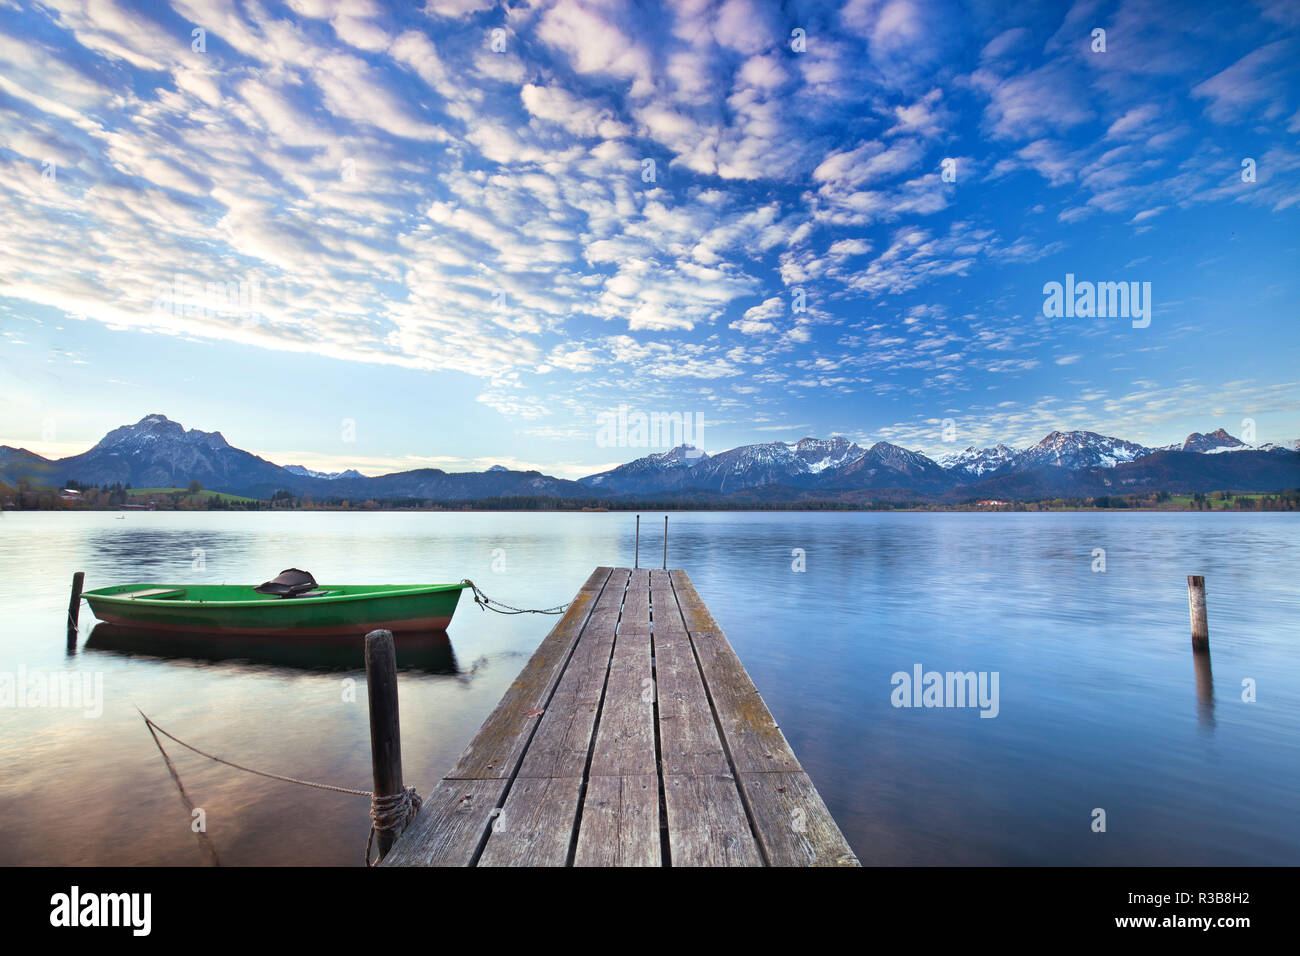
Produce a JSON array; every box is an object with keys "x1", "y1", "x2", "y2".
[
  {"x1": 517, "y1": 618, "x2": 616, "y2": 779},
  {"x1": 668, "y1": 571, "x2": 857, "y2": 866},
  {"x1": 445, "y1": 576, "x2": 609, "y2": 780},
  {"x1": 589, "y1": 627, "x2": 656, "y2": 777},
  {"x1": 669, "y1": 572, "x2": 800, "y2": 774},
  {"x1": 739, "y1": 772, "x2": 860, "y2": 867},
  {"x1": 573, "y1": 775, "x2": 660, "y2": 867},
  {"x1": 583, "y1": 567, "x2": 628, "y2": 635},
  {"x1": 686, "y1": 626, "x2": 801, "y2": 774},
  {"x1": 668, "y1": 570, "x2": 720, "y2": 632},
  {"x1": 651, "y1": 588, "x2": 682, "y2": 629},
  {"x1": 380, "y1": 778, "x2": 506, "y2": 867},
  {"x1": 662, "y1": 773, "x2": 763, "y2": 867},
  {"x1": 622, "y1": 581, "x2": 650, "y2": 629},
  {"x1": 581, "y1": 566, "x2": 614, "y2": 591},
  {"x1": 654, "y1": 630, "x2": 729, "y2": 775},
  {"x1": 477, "y1": 776, "x2": 583, "y2": 867},
  {"x1": 596, "y1": 568, "x2": 631, "y2": 607},
  {"x1": 584, "y1": 609, "x2": 621, "y2": 635},
  {"x1": 389, "y1": 567, "x2": 859, "y2": 868}
]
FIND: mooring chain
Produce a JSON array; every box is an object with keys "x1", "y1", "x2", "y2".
[
  {"x1": 462, "y1": 579, "x2": 569, "y2": 615},
  {"x1": 136, "y1": 710, "x2": 419, "y2": 866}
]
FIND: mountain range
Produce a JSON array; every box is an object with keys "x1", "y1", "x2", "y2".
[{"x1": 1, "y1": 414, "x2": 1297, "y2": 504}]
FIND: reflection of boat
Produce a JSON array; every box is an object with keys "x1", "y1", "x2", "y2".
[
  {"x1": 82, "y1": 573, "x2": 468, "y2": 641},
  {"x1": 86, "y1": 623, "x2": 458, "y2": 673}
]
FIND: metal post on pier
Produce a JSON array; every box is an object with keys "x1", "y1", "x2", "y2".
[
  {"x1": 365, "y1": 629, "x2": 405, "y2": 862},
  {"x1": 1187, "y1": 575, "x2": 1209, "y2": 650},
  {"x1": 634, "y1": 514, "x2": 640, "y2": 569},
  {"x1": 67, "y1": 571, "x2": 84, "y2": 652},
  {"x1": 663, "y1": 515, "x2": 668, "y2": 570}
]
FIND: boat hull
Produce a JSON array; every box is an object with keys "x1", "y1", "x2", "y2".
[{"x1": 82, "y1": 582, "x2": 467, "y2": 640}]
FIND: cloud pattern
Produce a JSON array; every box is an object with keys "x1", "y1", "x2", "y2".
[{"x1": 1, "y1": 0, "x2": 1298, "y2": 463}]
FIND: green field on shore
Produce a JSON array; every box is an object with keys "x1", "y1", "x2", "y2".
[{"x1": 128, "y1": 487, "x2": 258, "y2": 504}]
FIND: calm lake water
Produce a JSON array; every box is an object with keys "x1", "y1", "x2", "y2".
[{"x1": 1, "y1": 510, "x2": 1297, "y2": 866}]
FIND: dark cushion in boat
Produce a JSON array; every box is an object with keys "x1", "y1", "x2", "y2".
[{"x1": 255, "y1": 568, "x2": 318, "y2": 597}]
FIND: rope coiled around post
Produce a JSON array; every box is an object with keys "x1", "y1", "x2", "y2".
[
  {"x1": 136, "y1": 709, "x2": 420, "y2": 866},
  {"x1": 365, "y1": 785, "x2": 422, "y2": 867}
]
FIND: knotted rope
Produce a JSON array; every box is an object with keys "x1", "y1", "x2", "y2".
[
  {"x1": 365, "y1": 785, "x2": 422, "y2": 867},
  {"x1": 462, "y1": 579, "x2": 569, "y2": 615},
  {"x1": 137, "y1": 709, "x2": 419, "y2": 865}
]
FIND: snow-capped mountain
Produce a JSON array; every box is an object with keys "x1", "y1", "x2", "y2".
[
  {"x1": 1181, "y1": 429, "x2": 1247, "y2": 454},
  {"x1": 1175, "y1": 430, "x2": 1300, "y2": 455},
  {"x1": 937, "y1": 444, "x2": 1019, "y2": 479},
  {"x1": 790, "y1": 436, "x2": 866, "y2": 473},
  {"x1": 9, "y1": 415, "x2": 1296, "y2": 504},
  {"x1": 52, "y1": 414, "x2": 290, "y2": 489},
  {"x1": 2, "y1": 414, "x2": 594, "y2": 500},
  {"x1": 284, "y1": 465, "x2": 365, "y2": 480},
  {"x1": 580, "y1": 439, "x2": 870, "y2": 495},
  {"x1": 580, "y1": 444, "x2": 710, "y2": 490},
  {"x1": 669, "y1": 441, "x2": 799, "y2": 492},
  {"x1": 701, "y1": 440, "x2": 847, "y2": 492},
  {"x1": 826, "y1": 441, "x2": 954, "y2": 493},
  {"x1": 1014, "y1": 430, "x2": 1153, "y2": 470},
  {"x1": 579, "y1": 437, "x2": 959, "y2": 495}
]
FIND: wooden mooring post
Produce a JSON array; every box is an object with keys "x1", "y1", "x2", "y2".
[
  {"x1": 662, "y1": 515, "x2": 668, "y2": 570},
  {"x1": 67, "y1": 571, "x2": 85, "y2": 651},
  {"x1": 364, "y1": 629, "x2": 405, "y2": 862},
  {"x1": 634, "y1": 514, "x2": 640, "y2": 568},
  {"x1": 1187, "y1": 575, "x2": 1209, "y2": 651}
]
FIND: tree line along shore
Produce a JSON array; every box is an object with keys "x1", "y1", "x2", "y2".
[{"x1": 4, "y1": 480, "x2": 1298, "y2": 513}]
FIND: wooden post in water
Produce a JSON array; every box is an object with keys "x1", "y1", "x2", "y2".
[
  {"x1": 1187, "y1": 575, "x2": 1209, "y2": 650},
  {"x1": 365, "y1": 629, "x2": 404, "y2": 861},
  {"x1": 634, "y1": 514, "x2": 640, "y2": 569},
  {"x1": 663, "y1": 515, "x2": 668, "y2": 570},
  {"x1": 67, "y1": 571, "x2": 85, "y2": 650}
]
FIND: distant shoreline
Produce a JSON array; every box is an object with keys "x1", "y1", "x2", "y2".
[{"x1": 4, "y1": 492, "x2": 1296, "y2": 515}]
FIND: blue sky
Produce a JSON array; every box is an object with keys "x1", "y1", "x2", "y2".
[{"x1": 0, "y1": 0, "x2": 1297, "y2": 477}]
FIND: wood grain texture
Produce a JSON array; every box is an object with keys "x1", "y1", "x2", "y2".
[
  {"x1": 667, "y1": 571, "x2": 721, "y2": 632},
  {"x1": 573, "y1": 775, "x2": 660, "y2": 867},
  {"x1": 739, "y1": 772, "x2": 860, "y2": 866},
  {"x1": 662, "y1": 773, "x2": 763, "y2": 867},
  {"x1": 651, "y1": 587, "x2": 683, "y2": 629},
  {"x1": 477, "y1": 776, "x2": 583, "y2": 867},
  {"x1": 655, "y1": 630, "x2": 729, "y2": 775},
  {"x1": 445, "y1": 575, "x2": 609, "y2": 780},
  {"x1": 384, "y1": 567, "x2": 859, "y2": 867},
  {"x1": 581, "y1": 567, "x2": 614, "y2": 591},
  {"x1": 687, "y1": 626, "x2": 802, "y2": 774},
  {"x1": 589, "y1": 626, "x2": 656, "y2": 776},
  {"x1": 379, "y1": 778, "x2": 506, "y2": 867},
  {"x1": 517, "y1": 618, "x2": 615, "y2": 779},
  {"x1": 622, "y1": 583, "x2": 650, "y2": 629}
]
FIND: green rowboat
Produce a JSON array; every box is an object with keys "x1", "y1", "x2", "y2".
[{"x1": 82, "y1": 581, "x2": 469, "y2": 640}]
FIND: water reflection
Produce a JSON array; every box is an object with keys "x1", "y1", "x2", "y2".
[
  {"x1": 87, "y1": 528, "x2": 248, "y2": 571},
  {"x1": 5, "y1": 510, "x2": 1299, "y2": 865},
  {"x1": 143, "y1": 718, "x2": 223, "y2": 866},
  {"x1": 1192, "y1": 647, "x2": 1215, "y2": 728},
  {"x1": 85, "y1": 623, "x2": 459, "y2": 674}
]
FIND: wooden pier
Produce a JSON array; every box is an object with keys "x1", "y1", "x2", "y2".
[{"x1": 383, "y1": 567, "x2": 858, "y2": 867}]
